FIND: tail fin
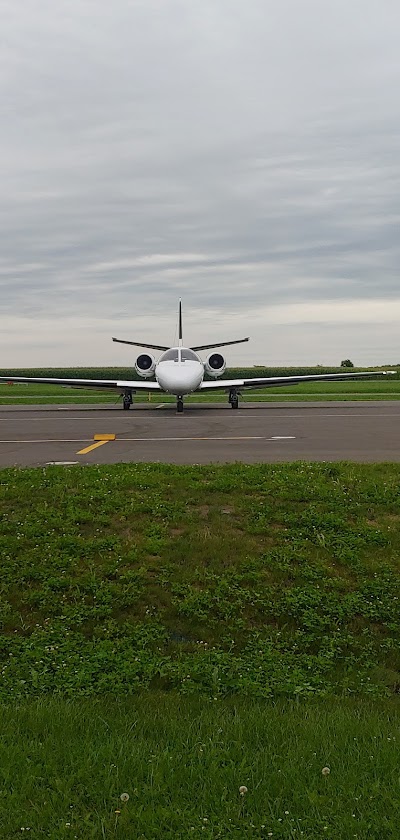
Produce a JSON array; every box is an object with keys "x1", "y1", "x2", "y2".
[{"x1": 178, "y1": 299, "x2": 183, "y2": 346}]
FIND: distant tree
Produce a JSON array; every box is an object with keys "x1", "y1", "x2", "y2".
[{"x1": 340, "y1": 359, "x2": 354, "y2": 367}]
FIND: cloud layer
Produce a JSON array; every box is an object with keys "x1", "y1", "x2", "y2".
[{"x1": 1, "y1": 0, "x2": 400, "y2": 366}]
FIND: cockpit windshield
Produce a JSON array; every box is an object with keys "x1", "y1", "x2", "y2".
[
  {"x1": 159, "y1": 349, "x2": 179, "y2": 362},
  {"x1": 181, "y1": 349, "x2": 199, "y2": 362}
]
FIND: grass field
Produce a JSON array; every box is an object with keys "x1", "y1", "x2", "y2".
[
  {"x1": 1, "y1": 461, "x2": 400, "y2": 699},
  {"x1": 1, "y1": 377, "x2": 400, "y2": 403},
  {"x1": 2, "y1": 462, "x2": 400, "y2": 837},
  {"x1": 2, "y1": 695, "x2": 399, "y2": 838}
]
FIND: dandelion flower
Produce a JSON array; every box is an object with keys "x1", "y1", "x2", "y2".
[
  {"x1": 120, "y1": 793, "x2": 130, "y2": 802},
  {"x1": 322, "y1": 767, "x2": 330, "y2": 776},
  {"x1": 239, "y1": 785, "x2": 248, "y2": 796}
]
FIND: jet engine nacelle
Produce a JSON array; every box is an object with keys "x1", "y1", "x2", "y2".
[
  {"x1": 205, "y1": 352, "x2": 226, "y2": 378},
  {"x1": 135, "y1": 353, "x2": 156, "y2": 378}
]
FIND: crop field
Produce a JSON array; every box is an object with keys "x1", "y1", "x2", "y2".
[{"x1": 2, "y1": 461, "x2": 400, "y2": 837}]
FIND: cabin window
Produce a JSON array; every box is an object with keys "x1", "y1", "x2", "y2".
[
  {"x1": 159, "y1": 349, "x2": 179, "y2": 362},
  {"x1": 181, "y1": 349, "x2": 199, "y2": 361}
]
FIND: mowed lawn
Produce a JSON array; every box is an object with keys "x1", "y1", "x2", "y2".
[
  {"x1": 2, "y1": 696, "x2": 400, "y2": 839},
  {"x1": 1, "y1": 462, "x2": 400, "y2": 838}
]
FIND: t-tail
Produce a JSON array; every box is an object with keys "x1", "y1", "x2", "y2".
[
  {"x1": 178, "y1": 299, "x2": 183, "y2": 347},
  {"x1": 111, "y1": 300, "x2": 250, "y2": 352}
]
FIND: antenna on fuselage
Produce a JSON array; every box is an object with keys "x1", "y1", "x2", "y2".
[{"x1": 178, "y1": 299, "x2": 183, "y2": 347}]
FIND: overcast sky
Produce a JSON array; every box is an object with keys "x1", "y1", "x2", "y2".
[{"x1": 1, "y1": 0, "x2": 400, "y2": 367}]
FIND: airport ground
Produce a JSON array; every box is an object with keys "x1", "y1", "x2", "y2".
[{"x1": 0, "y1": 399, "x2": 400, "y2": 466}]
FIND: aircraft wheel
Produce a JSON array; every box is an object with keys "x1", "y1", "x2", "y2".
[
  {"x1": 229, "y1": 389, "x2": 239, "y2": 409},
  {"x1": 123, "y1": 393, "x2": 132, "y2": 410},
  {"x1": 177, "y1": 397, "x2": 184, "y2": 413}
]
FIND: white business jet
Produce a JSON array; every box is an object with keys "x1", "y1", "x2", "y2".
[{"x1": 0, "y1": 302, "x2": 394, "y2": 412}]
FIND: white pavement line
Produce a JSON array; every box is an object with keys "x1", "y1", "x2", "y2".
[
  {"x1": 118, "y1": 436, "x2": 265, "y2": 441},
  {"x1": 0, "y1": 435, "x2": 300, "y2": 447},
  {"x1": 0, "y1": 418, "x2": 109, "y2": 422},
  {"x1": 228, "y1": 412, "x2": 400, "y2": 418},
  {"x1": 0, "y1": 439, "x2": 90, "y2": 443},
  {"x1": 46, "y1": 461, "x2": 79, "y2": 465},
  {"x1": 269, "y1": 436, "x2": 296, "y2": 440},
  {"x1": 156, "y1": 403, "x2": 167, "y2": 409},
  {"x1": 0, "y1": 418, "x2": 97, "y2": 421}
]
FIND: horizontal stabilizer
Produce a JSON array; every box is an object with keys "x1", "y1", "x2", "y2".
[
  {"x1": 112, "y1": 337, "x2": 169, "y2": 351},
  {"x1": 191, "y1": 337, "x2": 249, "y2": 352}
]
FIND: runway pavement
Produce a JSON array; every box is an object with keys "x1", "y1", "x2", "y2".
[{"x1": 0, "y1": 400, "x2": 399, "y2": 466}]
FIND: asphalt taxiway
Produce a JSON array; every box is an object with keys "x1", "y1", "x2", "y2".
[{"x1": 0, "y1": 401, "x2": 399, "y2": 466}]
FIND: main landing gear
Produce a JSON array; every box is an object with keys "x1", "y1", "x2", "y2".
[
  {"x1": 122, "y1": 391, "x2": 133, "y2": 410},
  {"x1": 176, "y1": 396, "x2": 184, "y2": 414},
  {"x1": 229, "y1": 388, "x2": 239, "y2": 409}
]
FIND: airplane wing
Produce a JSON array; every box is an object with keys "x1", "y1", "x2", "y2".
[
  {"x1": 0, "y1": 376, "x2": 161, "y2": 391},
  {"x1": 199, "y1": 370, "x2": 395, "y2": 391}
]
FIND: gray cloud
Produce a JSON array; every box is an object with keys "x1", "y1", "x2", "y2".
[{"x1": 1, "y1": 0, "x2": 400, "y2": 366}]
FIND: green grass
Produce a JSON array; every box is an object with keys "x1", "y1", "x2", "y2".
[
  {"x1": 2, "y1": 463, "x2": 400, "y2": 837},
  {"x1": 1, "y1": 377, "x2": 400, "y2": 404},
  {"x1": 0, "y1": 366, "x2": 399, "y2": 404},
  {"x1": 1, "y1": 462, "x2": 400, "y2": 699},
  {"x1": 0, "y1": 695, "x2": 399, "y2": 838}
]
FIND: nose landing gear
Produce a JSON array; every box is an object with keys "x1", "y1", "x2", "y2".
[
  {"x1": 229, "y1": 388, "x2": 239, "y2": 409},
  {"x1": 176, "y1": 396, "x2": 184, "y2": 413}
]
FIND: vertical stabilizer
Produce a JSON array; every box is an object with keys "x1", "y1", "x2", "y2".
[{"x1": 178, "y1": 299, "x2": 183, "y2": 347}]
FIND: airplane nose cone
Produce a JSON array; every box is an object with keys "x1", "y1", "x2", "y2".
[{"x1": 156, "y1": 362, "x2": 203, "y2": 394}]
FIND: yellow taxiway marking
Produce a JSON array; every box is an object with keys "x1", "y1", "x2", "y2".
[
  {"x1": 77, "y1": 440, "x2": 111, "y2": 455},
  {"x1": 77, "y1": 432, "x2": 116, "y2": 453}
]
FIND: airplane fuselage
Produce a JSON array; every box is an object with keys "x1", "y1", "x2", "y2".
[{"x1": 155, "y1": 347, "x2": 204, "y2": 395}]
